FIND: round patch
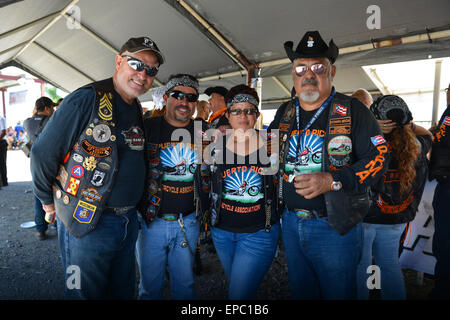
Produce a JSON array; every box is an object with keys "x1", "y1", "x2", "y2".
[
  {"x1": 56, "y1": 190, "x2": 62, "y2": 199},
  {"x1": 86, "y1": 128, "x2": 93, "y2": 136},
  {"x1": 327, "y1": 136, "x2": 352, "y2": 156},
  {"x1": 110, "y1": 135, "x2": 116, "y2": 142},
  {"x1": 71, "y1": 165, "x2": 85, "y2": 178},
  {"x1": 93, "y1": 124, "x2": 111, "y2": 143},
  {"x1": 63, "y1": 195, "x2": 70, "y2": 204}
]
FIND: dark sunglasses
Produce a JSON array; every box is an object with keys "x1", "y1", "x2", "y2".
[
  {"x1": 167, "y1": 90, "x2": 199, "y2": 102},
  {"x1": 228, "y1": 108, "x2": 259, "y2": 116},
  {"x1": 122, "y1": 55, "x2": 159, "y2": 77},
  {"x1": 294, "y1": 63, "x2": 327, "y2": 77}
]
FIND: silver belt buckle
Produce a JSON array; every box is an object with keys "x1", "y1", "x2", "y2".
[{"x1": 112, "y1": 206, "x2": 133, "y2": 216}]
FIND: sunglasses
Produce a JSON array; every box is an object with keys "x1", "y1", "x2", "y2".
[
  {"x1": 294, "y1": 63, "x2": 327, "y2": 77},
  {"x1": 228, "y1": 108, "x2": 259, "y2": 116},
  {"x1": 167, "y1": 90, "x2": 199, "y2": 102},
  {"x1": 122, "y1": 55, "x2": 159, "y2": 77}
]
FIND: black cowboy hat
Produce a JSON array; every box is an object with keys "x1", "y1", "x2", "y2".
[
  {"x1": 370, "y1": 95, "x2": 413, "y2": 127},
  {"x1": 284, "y1": 31, "x2": 339, "y2": 64}
]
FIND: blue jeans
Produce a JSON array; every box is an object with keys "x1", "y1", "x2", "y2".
[
  {"x1": 281, "y1": 207, "x2": 362, "y2": 299},
  {"x1": 211, "y1": 224, "x2": 281, "y2": 299},
  {"x1": 356, "y1": 222, "x2": 407, "y2": 300},
  {"x1": 431, "y1": 181, "x2": 450, "y2": 299},
  {"x1": 34, "y1": 196, "x2": 48, "y2": 233},
  {"x1": 136, "y1": 212, "x2": 199, "y2": 300},
  {"x1": 57, "y1": 208, "x2": 138, "y2": 300}
]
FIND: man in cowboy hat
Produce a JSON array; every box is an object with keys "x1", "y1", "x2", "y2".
[{"x1": 269, "y1": 30, "x2": 389, "y2": 299}]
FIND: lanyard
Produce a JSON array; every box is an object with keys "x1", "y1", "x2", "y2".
[
  {"x1": 294, "y1": 88, "x2": 335, "y2": 154},
  {"x1": 295, "y1": 88, "x2": 335, "y2": 132}
]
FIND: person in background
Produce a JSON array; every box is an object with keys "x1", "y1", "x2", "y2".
[
  {"x1": 195, "y1": 100, "x2": 211, "y2": 121},
  {"x1": 23, "y1": 97, "x2": 55, "y2": 240},
  {"x1": 356, "y1": 95, "x2": 432, "y2": 300},
  {"x1": 205, "y1": 86, "x2": 229, "y2": 129},
  {"x1": 429, "y1": 83, "x2": 450, "y2": 299},
  {"x1": 351, "y1": 88, "x2": 373, "y2": 108},
  {"x1": 0, "y1": 114, "x2": 7, "y2": 188}
]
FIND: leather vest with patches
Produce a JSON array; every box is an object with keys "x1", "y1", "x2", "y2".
[
  {"x1": 277, "y1": 92, "x2": 370, "y2": 235},
  {"x1": 53, "y1": 78, "x2": 137, "y2": 238}
]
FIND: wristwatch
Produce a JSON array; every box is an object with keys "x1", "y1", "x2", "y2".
[{"x1": 331, "y1": 181, "x2": 342, "y2": 191}]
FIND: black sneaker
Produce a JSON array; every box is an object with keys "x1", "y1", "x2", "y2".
[{"x1": 35, "y1": 232, "x2": 47, "y2": 240}]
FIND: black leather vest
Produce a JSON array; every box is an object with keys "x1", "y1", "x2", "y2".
[
  {"x1": 53, "y1": 78, "x2": 135, "y2": 238},
  {"x1": 276, "y1": 92, "x2": 370, "y2": 235}
]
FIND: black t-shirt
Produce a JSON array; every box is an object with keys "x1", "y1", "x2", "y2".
[
  {"x1": 216, "y1": 144, "x2": 268, "y2": 233},
  {"x1": 158, "y1": 119, "x2": 199, "y2": 215},
  {"x1": 282, "y1": 106, "x2": 328, "y2": 212},
  {"x1": 106, "y1": 93, "x2": 146, "y2": 207}
]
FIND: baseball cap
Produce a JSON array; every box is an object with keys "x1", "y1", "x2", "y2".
[{"x1": 119, "y1": 36, "x2": 165, "y2": 65}]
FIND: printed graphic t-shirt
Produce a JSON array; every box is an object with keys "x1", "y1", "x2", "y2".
[
  {"x1": 217, "y1": 148, "x2": 267, "y2": 233},
  {"x1": 282, "y1": 106, "x2": 328, "y2": 212},
  {"x1": 159, "y1": 119, "x2": 200, "y2": 215}
]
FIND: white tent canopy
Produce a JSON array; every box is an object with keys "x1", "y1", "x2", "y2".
[{"x1": 1, "y1": 0, "x2": 449, "y2": 109}]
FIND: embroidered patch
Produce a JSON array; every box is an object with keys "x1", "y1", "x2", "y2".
[
  {"x1": 93, "y1": 124, "x2": 111, "y2": 143},
  {"x1": 370, "y1": 135, "x2": 386, "y2": 146},
  {"x1": 73, "y1": 200, "x2": 97, "y2": 224},
  {"x1": 56, "y1": 165, "x2": 68, "y2": 188},
  {"x1": 71, "y1": 165, "x2": 84, "y2": 179},
  {"x1": 80, "y1": 140, "x2": 112, "y2": 157},
  {"x1": 72, "y1": 153, "x2": 84, "y2": 163},
  {"x1": 66, "y1": 177, "x2": 81, "y2": 196},
  {"x1": 81, "y1": 188, "x2": 102, "y2": 202},
  {"x1": 443, "y1": 116, "x2": 450, "y2": 126},
  {"x1": 91, "y1": 170, "x2": 106, "y2": 187},
  {"x1": 99, "y1": 93, "x2": 113, "y2": 121},
  {"x1": 147, "y1": 193, "x2": 161, "y2": 206},
  {"x1": 333, "y1": 104, "x2": 347, "y2": 116},
  {"x1": 328, "y1": 136, "x2": 352, "y2": 155}
]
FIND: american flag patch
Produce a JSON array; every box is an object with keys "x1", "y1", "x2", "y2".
[
  {"x1": 334, "y1": 104, "x2": 347, "y2": 116},
  {"x1": 371, "y1": 135, "x2": 386, "y2": 146},
  {"x1": 443, "y1": 116, "x2": 450, "y2": 126}
]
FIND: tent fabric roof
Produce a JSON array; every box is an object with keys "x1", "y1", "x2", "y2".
[{"x1": 1, "y1": 0, "x2": 449, "y2": 106}]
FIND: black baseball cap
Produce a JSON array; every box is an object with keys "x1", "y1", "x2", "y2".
[
  {"x1": 119, "y1": 36, "x2": 165, "y2": 65},
  {"x1": 204, "y1": 86, "x2": 228, "y2": 97}
]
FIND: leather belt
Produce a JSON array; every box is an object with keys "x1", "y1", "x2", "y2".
[
  {"x1": 158, "y1": 211, "x2": 193, "y2": 221},
  {"x1": 293, "y1": 208, "x2": 327, "y2": 220},
  {"x1": 104, "y1": 206, "x2": 134, "y2": 216}
]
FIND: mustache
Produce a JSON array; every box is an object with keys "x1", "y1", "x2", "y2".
[
  {"x1": 301, "y1": 78, "x2": 319, "y2": 87},
  {"x1": 175, "y1": 104, "x2": 189, "y2": 110}
]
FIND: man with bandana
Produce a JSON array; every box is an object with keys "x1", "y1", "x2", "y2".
[
  {"x1": 30, "y1": 36, "x2": 164, "y2": 299},
  {"x1": 137, "y1": 74, "x2": 209, "y2": 299},
  {"x1": 269, "y1": 31, "x2": 389, "y2": 299}
]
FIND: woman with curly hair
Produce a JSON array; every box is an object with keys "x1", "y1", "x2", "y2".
[{"x1": 356, "y1": 95, "x2": 432, "y2": 300}]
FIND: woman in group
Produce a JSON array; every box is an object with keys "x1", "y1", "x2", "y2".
[
  {"x1": 356, "y1": 95, "x2": 432, "y2": 299},
  {"x1": 205, "y1": 84, "x2": 280, "y2": 299}
]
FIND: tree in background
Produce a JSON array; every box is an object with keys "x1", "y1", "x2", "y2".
[{"x1": 44, "y1": 85, "x2": 62, "y2": 104}]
